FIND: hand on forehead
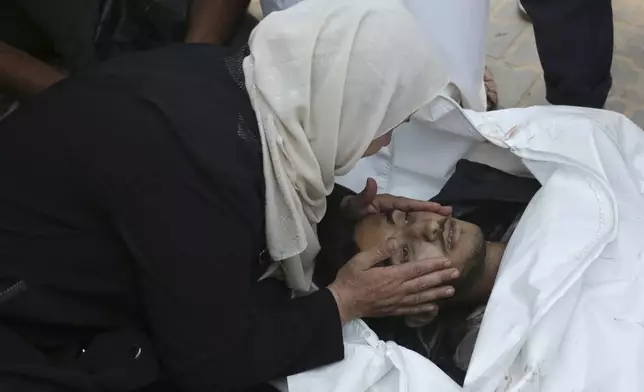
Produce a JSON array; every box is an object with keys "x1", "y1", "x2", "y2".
[{"x1": 354, "y1": 210, "x2": 485, "y2": 272}]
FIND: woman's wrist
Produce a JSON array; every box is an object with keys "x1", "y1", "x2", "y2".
[{"x1": 327, "y1": 284, "x2": 354, "y2": 325}]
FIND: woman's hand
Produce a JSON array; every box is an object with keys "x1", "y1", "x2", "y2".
[
  {"x1": 327, "y1": 237, "x2": 459, "y2": 324},
  {"x1": 341, "y1": 178, "x2": 452, "y2": 220}
]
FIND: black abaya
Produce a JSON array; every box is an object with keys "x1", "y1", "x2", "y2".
[{"x1": 0, "y1": 44, "x2": 343, "y2": 392}]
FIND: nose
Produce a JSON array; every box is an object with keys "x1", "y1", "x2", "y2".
[{"x1": 406, "y1": 214, "x2": 442, "y2": 241}]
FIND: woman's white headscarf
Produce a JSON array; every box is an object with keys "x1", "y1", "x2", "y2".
[{"x1": 243, "y1": 0, "x2": 449, "y2": 292}]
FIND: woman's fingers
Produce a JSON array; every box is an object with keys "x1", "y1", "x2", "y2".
[
  {"x1": 398, "y1": 285, "x2": 455, "y2": 306},
  {"x1": 352, "y1": 237, "x2": 401, "y2": 270},
  {"x1": 438, "y1": 205, "x2": 453, "y2": 216},
  {"x1": 373, "y1": 194, "x2": 453, "y2": 217},
  {"x1": 340, "y1": 178, "x2": 379, "y2": 219},
  {"x1": 374, "y1": 260, "x2": 457, "y2": 311},
  {"x1": 391, "y1": 257, "x2": 451, "y2": 281},
  {"x1": 400, "y1": 267, "x2": 459, "y2": 293},
  {"x1": 343, "y1": 187, "x2": 453, "y2": 220},
  {"x1": 330, "y1": 241, "x2": 460, "y2": 322},
  {"x1": 395, "y1": 199, "x2": 451, "y2": 215}
]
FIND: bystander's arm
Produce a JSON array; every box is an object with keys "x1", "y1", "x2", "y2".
[
  {"x1": 185, "y1": 0, "x2": 251, "y2": 45},
  {"x1": 0, "y1": 42, "x2": 65, "y2": 99}
]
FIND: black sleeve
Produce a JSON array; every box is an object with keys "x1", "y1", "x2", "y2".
[
  {"x1": 59, "y1": 76, "x2": 345, "y2": 390},
  {"x1": 113, "y1": 174, "x2": 344, "y2": 391}
]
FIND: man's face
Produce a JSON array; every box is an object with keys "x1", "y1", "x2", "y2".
[
  {"x1": 354, "y1": 211, "x2": 485, "y2": 271},
  {"x1": 354, "y1": 210, "x2": 486, "y2": 328}
]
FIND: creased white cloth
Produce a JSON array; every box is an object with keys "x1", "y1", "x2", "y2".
[
  {"x1": 243, "y1": 0, "x2": 448, "y2": 292},
  {"x1": 281, "y1": 104, "x2": 644, "y2": 392},
  {"x1": 284, "y1": 320, "x2": 461, "y2": 392}
]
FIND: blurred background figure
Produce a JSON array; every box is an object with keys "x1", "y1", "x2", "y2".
[
  {"x1": 260, "y1": 0, "x2": 494, "y2": 111},
  {"x1": 517, "y1": 0, "x2": 613, "y2": 108},
  {"x1": 0, "y1": 0, "x2": 253, "y2": 114}
]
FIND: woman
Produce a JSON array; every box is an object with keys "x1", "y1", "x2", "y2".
[{"x1": 0, "y1": 0, "x2": 459, "y2": 391}]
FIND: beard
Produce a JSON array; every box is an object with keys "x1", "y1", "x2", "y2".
[{"x1": 451, "y1": 228, "x2": 487, "y2": 295}]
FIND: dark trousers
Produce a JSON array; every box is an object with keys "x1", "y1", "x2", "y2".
[
  {"x1": 522, "y1": 0, "x2": 614, "y2": 108},
  {"x1": 0, "y1": 0, "x2": 256, "y2": 73}
]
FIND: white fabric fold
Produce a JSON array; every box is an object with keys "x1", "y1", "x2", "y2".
[{"x1": 281, "y1": 104, "x2": 644, "y2": 392}]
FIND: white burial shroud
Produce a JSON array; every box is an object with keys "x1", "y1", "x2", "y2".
[{"x1": 274, "y1": 100, "x2": 644, "y2": 392}]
